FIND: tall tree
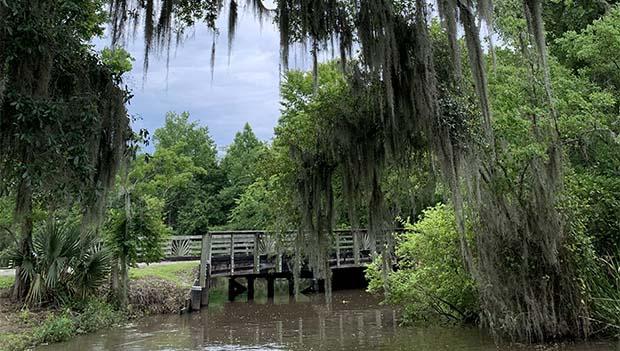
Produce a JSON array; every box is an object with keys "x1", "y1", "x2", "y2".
[
  {"x1": 0, "y1": 0, "x2": 131, "y2": 299},
  {"x1": 220, "y1": 123, "x2": 267, "y2": 225},
  {"x1": 139, "y1": 112, "x2": 227, "y2": 232},
  {"x1": 154, "y1": 112, "x2": 219, "y2": 170}
]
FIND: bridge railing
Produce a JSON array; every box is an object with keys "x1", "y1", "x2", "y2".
[{"x1": 163, "y1": 229, "x2": 399, "y2": 269}]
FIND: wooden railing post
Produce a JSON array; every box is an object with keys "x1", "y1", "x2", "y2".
[
  {"x1": 253, "y1": 232, "x2": 260, "y2": 274},
  {"x1": 230, "y1": 233, "x2": 235, "y2": 275},
  {"x1": 276, "y1": 250, "x2": 283, "y2": 273},
  {"x1": 336, "y1": 232, "x2": 341, "y2": 267},
  {"x1": 353, "y1": 229, "x2": 360, "y2": 265},
  {"x1": 199, "y1": 231, "x2": 211, "y2": 306}
]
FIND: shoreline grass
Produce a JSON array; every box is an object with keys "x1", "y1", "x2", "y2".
[
  {"x1": 0, "y1": 275, "x2": 15, "y2": 290},
  {"x1": 130, "y1": 261, "x2": 198, "y2": 288}
]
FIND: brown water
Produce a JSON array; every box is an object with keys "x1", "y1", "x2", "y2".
[{"x1": 38, "y1": 290, "x2": 617, "y2": 351}]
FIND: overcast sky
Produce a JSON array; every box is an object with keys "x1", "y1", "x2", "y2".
[
  {"x1": 96, "y1": 6, "x2": 485, "y2": 153},
  {"x1": 98, "y1": 11, "x2": 286, "y2": 152}
]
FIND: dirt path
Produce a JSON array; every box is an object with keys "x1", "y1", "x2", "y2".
[{"x1": 0, "y1": 269, "x2": 14, "y2": 277}]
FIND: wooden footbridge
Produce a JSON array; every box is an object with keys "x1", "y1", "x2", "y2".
[{"x1": 161, "y1": 229, "x2": 397, "y2": 311}]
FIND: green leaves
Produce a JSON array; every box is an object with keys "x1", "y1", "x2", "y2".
[
  {"x1": 9, "y1": 220, "x2": 112, "y2": 306},
  {"x1": 368, "y1": 204, "x2": 478, "y2": 324},
  {"x1": 153, "y1": 111, "x2": 218, "y2": 170},
  {"x1": 105, "y1": 194, "x2": 170, "y2": 266},
  {"x1": 101, "y1": 47, "x2": 134, "y2": 78},
  {"x1": 555, "y1": 6, "x2": 620, "y2": 92},
  {"x1": 220, "y1": 123, "x2": 268, "y2": 227}
]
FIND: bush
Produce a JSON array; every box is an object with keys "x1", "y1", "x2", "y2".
[
  {"x1": 0, "y1": 275, "x2": 14, "y2": 290},
  {"x1": 9, "y1": 220, "x2": 111, "y2": 305},
  {"x1": 73, "y1": 299, "x2": 124, "y2": 333},
  {"x1": 32, "y1": 313, "x2": 75, "y2": 344},
  {"x1": 586, "y1": 257, "x2": 620, "y2": 336},
  {"x1": 367, "y1": 204, "x2": 478, "y2": 324}
]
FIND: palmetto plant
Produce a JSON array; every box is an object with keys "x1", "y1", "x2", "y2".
[{"x1": 11, "y1": 221, "x2": 111, "y2": 305}]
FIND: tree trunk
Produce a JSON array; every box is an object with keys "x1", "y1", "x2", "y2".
[
  {"x1": 117, "y1": 169, "x2": 131, "y2": 308},
  {"x1": 0, "y1": 3, "x2": 6, "y2": 107},
  {"x1": 110, "y1": 257, "x2": 120, "y2": 302},
  {"x1": 12, "y1": 177, "x2": 33, "y2": 300},
  {"x1": 119, "y1": 253, "x2": 128, "y2": 308}
]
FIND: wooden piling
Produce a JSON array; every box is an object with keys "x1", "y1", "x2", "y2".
[
  {"x1": 191, "y1": 285, "x2": 201, "y2": 311},
  {"x1": 247, "y1": 276, "x2": 255, "y2": 301},
  {"x1": 200, "y1": 231, "x2": 211, "y2": 306},
  {"x1": 267, "y1": 276, "x2": 275, "y2": 300}
]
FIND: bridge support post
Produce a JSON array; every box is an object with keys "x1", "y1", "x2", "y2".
[
  {"x1": 336, "y1": 233, "x2": 341, "y2": 267},
  {"x1": 201, "y1": 264, "x2": 210, "y2": 307},
  {"x1": 247, "y1": 276, "x2": 255, "y2": 301},
  {"x1": 276, "y1": 253, "x2": 282, "y2": 273},
  {"x1": 267, "y1": 276, "x2": 275, "y2": 300},
  {"x1": 191, "y1": 285, "x2": 202, "y2": 311},
  {"x1": 200, "y1": 232, "x2": 211, "y2": 307},
  {"x1": 229, "y1": 233, "x2": 235, "y2": 275}
]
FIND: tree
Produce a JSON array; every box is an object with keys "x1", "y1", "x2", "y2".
[
  {"x1": 220, "y1": 123, "x2": 267, "y2": 226},
  {"x1": 103, "y1": 0, "x2": 620, "y2": 339},
  {"x1": 556, "y1": 6, "x2": 620, "y2": 93},
  {"x1": 137, "y1": 112, "x2": 227, "y2": 232},
  {"x1": 153, "y1": 112, "x2": 218, "y2": 170},
  {"x1": 0, "y1": 0, "x2": 131, "y2": 299},
  {"x1": 367, "y1": 204, "x2": 478, "y2": 323},
  {"x1": 542, "y1": 0, "x2": 620, "y2": 48},
  {"x1": 13, "y1": 220, "x2": 111, "y2": 306},
  {"x1": 105, "y1": 184, "x2": 170, "y2": 307}
]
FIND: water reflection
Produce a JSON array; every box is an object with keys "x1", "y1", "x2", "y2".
[{"x1": 38, "y1": 290, "x2": 616, "y2": 351}]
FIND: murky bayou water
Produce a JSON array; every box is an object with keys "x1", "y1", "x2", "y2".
[{"x1": 38, "y1": 290, "x2": 616, "y2": 351}]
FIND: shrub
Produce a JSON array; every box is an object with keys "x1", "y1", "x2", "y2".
[
  {"x1": 367, "y1": 204, "x2": 478, "y2": 324},
  {"x1": 9, "y1": 220, "x2": 111, "y2": 305},
  {"x1": 73, "y1": 299, "x2": 124, "y2": 333},
  {"x1": 586, "y1": 257, "x2": 620, "y2": 336},
  {"x1": 0, "y1": 275, "x2": 14, "y2": 290},
  {"x1": 32, "y1": 313, "x2": 75, "y2": 344},
  {"x1": 0, "y1": 299, "x2": 124, "y2": 351}
]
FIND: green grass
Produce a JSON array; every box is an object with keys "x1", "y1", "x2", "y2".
[
  {"x1": 129, "y1": 261, "x2": 198, "y2": 288},
  {"x1": 0, "y1": 275, "x2": 15, "y2": 289}
]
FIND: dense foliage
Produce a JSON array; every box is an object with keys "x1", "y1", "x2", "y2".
[
  {"x1": 367, "y1": 204, "x2": 478, "y2": 324},
  {"x1": 0, "y1": 0, "x2": 131, "y2": 300},
  {"x1": 10, "y1": 221, "x2": 111, "y2": 305}
]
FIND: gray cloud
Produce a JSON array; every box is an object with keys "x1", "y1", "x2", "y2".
[{"x1": 100, "y1": 11, "x2": 283, "y2": 150}]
